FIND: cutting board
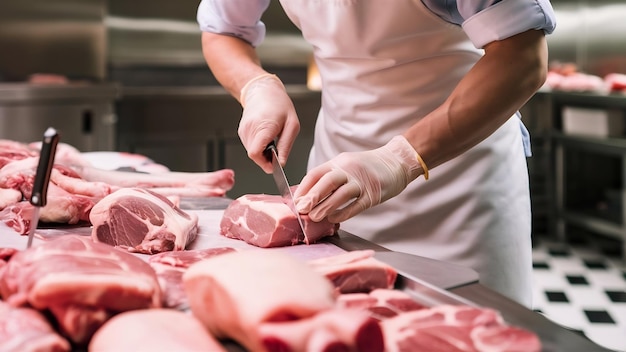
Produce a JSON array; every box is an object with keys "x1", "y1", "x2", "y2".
[{"x1": 0, "y1": 209, "x2": 346, "y2": 262}]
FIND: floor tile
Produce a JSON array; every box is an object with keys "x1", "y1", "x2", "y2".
[
  {"x1": 584, "y1": 309, "x2": 616, "y2": 324},
  {"x1": 566, "y1": 274, "x2": 590, "y2": 285},
  {"x1": 606, "y1": 290, "x2": 626, "y2": 303},
  {"x1": 545, "y1": 290, "x2": 570, "y2": 303}
]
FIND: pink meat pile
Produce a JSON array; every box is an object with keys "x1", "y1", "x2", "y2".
[
  {"x1": 0, "y1": 139, "x2": 234, "y2": 235},
  {"x1": 544, "y1": 62, "x2": 626, "y2": 93},
  {"x1": 0, "y1": 235, "x2": 543, "y2": 352}
]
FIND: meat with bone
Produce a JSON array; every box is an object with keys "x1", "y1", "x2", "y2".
[
  {"x1": 307, "y1": 250, "x2": 397, "y2": 293},
  {"x1": 0, "y1": 157, "x2": 112, "y2": 234},
  {"x1": 184, "y1": 250, "x2": 337, "y2": 352},
  {"x1": 147, "y1": 247, "x2": 237, "y2": 308},
  {"x1": 89, "y1": 309, "x2": 226, "y2": 352},
  {"x1": 0, "y1": 301, "x2": 71, "y2": 352},
  {"x1": 0, "y1": 235, "x2": 162, "y2": 345},
  {"x1": 71, "y1": 164, "x2": 235, "y2": 194},
  {"x1": 0, "y1": 139, "x2": 234, "y2": 233},
  {"x1": 381, "y1": 305, "x2": 541, "y2": 352},
  {"x1": 220, "y1": 193, "x2": 339, "y2": 248},
  {"x1": 90, "y1": 188, "x2": 199, "y2": 254}
]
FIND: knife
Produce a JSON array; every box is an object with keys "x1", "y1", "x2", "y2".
[
  {"x1": 26, "y1": 127, "x2": 60, "y2": 249},
  {"x1": 264, "y1": 141, "x2": 308, "y2": 243}
]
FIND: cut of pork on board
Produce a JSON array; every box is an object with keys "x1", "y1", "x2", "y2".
[
  {"x1": 90, "y1": 188, "x2": 199, "y2": 254},
  {"x1": 220, "y1": 193, "x2": 339, "y2": 248},
  {"x1": 0, "y1": 235, "x2": 162, "y2": 345}
]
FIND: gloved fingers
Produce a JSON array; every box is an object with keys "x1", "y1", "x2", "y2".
[
  {"x1": 308, "y1": 180, "x2": 362, "y2": 222},
  {"x1": 238, "y1": 117, "x2": 281, "y2": 174},
  {"x1": 327, "y1": 196, "x2": 371, "y2": 224},
  {"x1": 295, "y1": 167, "x2": 349, "y2": 214}
]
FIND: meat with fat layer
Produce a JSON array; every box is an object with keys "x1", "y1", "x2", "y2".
[
  {"x1": 382, "y1": 305, "x2": 542, "y2": 352},
  {"x1": 220, "y1": 193, "x2": 339, "y2": 248},
  {"x1": 0, "y1": 235, "x2": 162, "y2": 345},
  {"x1": 258, "y1": 309, "x2": 384, "y2": 352},
  {"x1": 90, "y1": 188, "x2": 199, "y2": 254},
  {"x1": 183, "y1": 250, "x2": 337, "y2": 352},
  {"x1": 307, "y1": 249, "x2": 397, "y2": 293},
  {"x1": 147, "y1": 247, "x2": 237, "y2": 309},
  {"x1": 0, "y1": 301, "x2": 70, "y2": 352},
  {"x1": 89, "y1": 309, "x2": 226, "y2": 352}
]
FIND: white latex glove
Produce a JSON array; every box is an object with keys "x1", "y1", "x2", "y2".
[
  {"x1": 238, "y1": 74, "x2": 300, "y2": 173},
  {"x1": 294, "y1": 136, "x2": 425, "y2": 223}
]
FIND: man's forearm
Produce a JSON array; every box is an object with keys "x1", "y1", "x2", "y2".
[
  {"x1": 404, "y1": 29, "x2": 549, "y2": 169},
  {"x1": 201, "y1": 32, "x2": 268, "y2": 101}
]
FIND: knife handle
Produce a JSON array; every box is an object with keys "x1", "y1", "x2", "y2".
[
  {"x1": 31, "y1": 127, "x2": 60, "y2": 207},
  {"x1": 264, "y1": 140, "x2": 277, "y2": 162}
]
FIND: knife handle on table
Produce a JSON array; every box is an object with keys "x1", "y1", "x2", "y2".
[{"x1": 30, "y1": 127, "x2": 60, "y2": 207}]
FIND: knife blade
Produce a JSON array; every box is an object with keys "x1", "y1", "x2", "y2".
[
  {"x1": 26, "y1": 127, "x2": 60, "y2": 249},
  {"x1": 264, "y1": 141, "x2": 308, "y2": 243}
]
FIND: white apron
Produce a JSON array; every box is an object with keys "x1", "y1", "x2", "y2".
[{"x1": 279, "y1": 0, "x2": 533, "y2": 306}]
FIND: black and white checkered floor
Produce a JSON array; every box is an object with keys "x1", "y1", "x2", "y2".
[{"x1": 531, "y1": 235, "x2": 626, "y2": 352}]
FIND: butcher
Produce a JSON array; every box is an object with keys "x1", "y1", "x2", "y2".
[{"x1": 196, "y1": 0, "x2": 556, "y2": 306}]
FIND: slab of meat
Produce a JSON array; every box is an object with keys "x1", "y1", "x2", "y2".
[
  {"x1": 147, "y1": 247, "x2": 237, "y2": 308},
  {"x1": 381, "y1": 305, "x2": 541, "y2": 352},
  {"x1": 336, "y1": 289, "x2": 426, "y2": 320},
  {"x1": 71, "y1": 165, "x2": 235, "y2": 197},
  {"x1": 220, "y1": 194, "x2": 339, "y2": 248},
  {"x1": 89, "y1": 309, "x2": 226, "y2": 352},
  {"x1": 0, "y1": 235, "x2": 162, "y2": 345},
  {"x1": 0, "y1": 301, "x2": 70, "y2": 352},
  {"x1": 258, "y1": 309, "x2": 384, "y2": 352},
  {"x1": 307, "y1": 250, "x2": 397, "y2": 293},
  {"x1": 184, "y1": 250, "x2": 337, "y2": 352},
  {"x1": 90, "y1": 188, "x2": 199, "y2": 254}
]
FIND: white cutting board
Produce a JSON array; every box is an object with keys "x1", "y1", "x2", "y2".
[{"x1": 0, "y1": 210, "x2": 346, "y2": 262}]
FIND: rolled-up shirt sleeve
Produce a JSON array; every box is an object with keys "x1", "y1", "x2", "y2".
[
  {"x1": 197, "y1": 0, "x2": 270, "y2": 47},
  {"x1": 461, "y1": 0, "x2": 556, "y2": 49}
]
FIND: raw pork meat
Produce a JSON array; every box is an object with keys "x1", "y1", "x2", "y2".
[
  {"x1": 220, "y1": 193, "x2": 339, "y2": 248},
  {"x1": 0, "y1": 301, "x2": 70, "y2": 352},
  {"x1": 148, "y1": 246, "x2": 237, "y2": 268},
  {"x1": 0, "y1": 235, "x2": 162, "y2": 345},
  {"x1": 336, "y1": 289, "x2": 426, "y2": 320},
  {"x1": 147, "y1": 247, "x2": 236, "y2": 308},
  {"x1": 90, "y1": 188, "x2": 199, "y2": 254},
  {"x1": 89, "y1": 309, "x2": 226, "y2": 352},
  {"x1": 184, "y1": 250, "x2": 336, "y2": 352},
  {"x1": 382, "y1": 305, "x2": 541, "y2": 352},
  {"x1": 307, "y1": 250, "x2": 397, "y2": 293},
  {"x1": 0, "y1": 139, "x2": 234, "y2": 233},
  {"x1": 258, "y1": 309, "x2": 383, "y2": 352}
]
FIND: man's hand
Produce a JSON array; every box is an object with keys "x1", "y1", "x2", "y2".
[
  {"x1": 238, "y1": 74, "x2": 300, "y2": 173},
  {"x1": 294, "y1": 136, "x2": 424, "y2": 223}
]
